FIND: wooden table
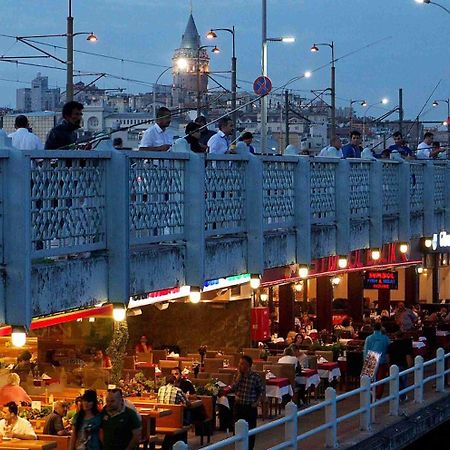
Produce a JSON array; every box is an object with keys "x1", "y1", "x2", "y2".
[
  {"x1": 138, "y1": 408, "x2": 172, "y2": 450},
  {"x1": 0, "y1": 439, "x2": 56, "y2": 449}
]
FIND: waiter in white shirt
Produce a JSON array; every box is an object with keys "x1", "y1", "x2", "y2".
[
  {"x1": 139, "y1": 107, "x2": 172, "y2": 151},
  {"x1": 207, "y1": 116, "x2": 235, "y2": 154},
  {"x1": 8, "y1": 115, "x2": 43, "y2": 150}
]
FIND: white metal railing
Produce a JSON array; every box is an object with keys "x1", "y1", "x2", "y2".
[{"x1": 173, "y1": 348, "x2": 450, "y2": 450}]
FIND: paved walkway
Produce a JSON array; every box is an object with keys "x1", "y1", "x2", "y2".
[{"x1": 185, "y1": 380, "x2": 449, "y2": 450}]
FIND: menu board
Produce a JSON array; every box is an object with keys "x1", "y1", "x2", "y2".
[
  {"x1": 363, "y1": 271, "x2": 398, "y2": 290},
  {"x1": 360, "y1": 351, "x2": 381, "y2": 380}
]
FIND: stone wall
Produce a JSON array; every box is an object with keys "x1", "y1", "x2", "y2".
[{"x1": 127, "y1": 299, "x2": 252, "y2": 354}]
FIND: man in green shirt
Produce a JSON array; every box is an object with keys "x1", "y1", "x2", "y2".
[{"x1": 101, "y1": 388, "x2": 141, "y2": 450}]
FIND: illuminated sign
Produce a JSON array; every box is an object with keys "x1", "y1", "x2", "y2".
[
  {"x1": 432, "y1": 231, "x2": 450, "y2": 251},
  {"x1": 363, "y1": 271, "x2": 398, "y2": 290}
]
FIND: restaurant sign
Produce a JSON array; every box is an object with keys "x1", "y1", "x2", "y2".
[
  {"x1": 363, "y1": 271, "x2": 398, "y2": 290},
  {"x1": 431, "y1": 231, "x2": 450, "y2": 251}
]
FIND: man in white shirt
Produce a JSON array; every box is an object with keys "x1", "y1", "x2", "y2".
[
  {"x1": 8, "y1": 115, "x2": 43, "y2": 150},
  {"x1": 416, "y1": 132, "x2": 440, "y2": 159},
  {"x1": 0, "y1": 401, "x2": 36, "y2": 440},
  {"x1": 318, "y1": 137, "x2": 342, "y2": 158},
  {"x1": 138, "y1": 107, "x2": 172, "y2": 151},
  {"x1": 207, "y1": 116, "x2": 235, "y2": 154}
]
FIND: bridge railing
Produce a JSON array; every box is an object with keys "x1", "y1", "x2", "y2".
[{"x1": 173, "y1": 348, "x2": 450, "y2": 450}]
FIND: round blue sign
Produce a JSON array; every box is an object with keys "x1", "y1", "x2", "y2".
[{"x1": 253, "y1": 76, "x2": 272, "y2": 96}]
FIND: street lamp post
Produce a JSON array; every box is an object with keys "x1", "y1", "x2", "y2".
[
  {"x1": 349, "y1": 99, "x2": 367, "y2": 129},
  {"x1": 261, "y1": 0, "x2": 295, "y2": 154},
  {"x1": 16, "y1": 0, "x2": 96, "y2": 103},
  {"x1": 362, "y1": 98, "x2": 389, "y2": 144},
  {"x1": 311, "y1": 42, "x2": 336, "y2": 141},
  {"x1": 207, "y1": 27, "x2": 236, "y2": 139},
  {"x1": 433, "y1": 98, "x2": 450, "y2": 155},
  {"x1": 152, "y1": 67, "x2": 172, "y2": 119},
  {"x1": 415, "y1": 0, "x2": 450, "y2": 15},
  {"x1": 196, "y1": 45, "x2": 219, "y2": 116}
]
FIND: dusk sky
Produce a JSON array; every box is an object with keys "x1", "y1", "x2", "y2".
[{"x1": 0, "y1": 0, "x2": 448, "y2": 122}]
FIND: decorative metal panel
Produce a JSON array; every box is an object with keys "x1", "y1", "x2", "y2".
[
  {"x1": 31, "y1": 158, "x2": 106, "y2": 254},
  {"x1": 350, "y1": 220, "x2": 370, "y2": 251},
  {"x1": 382, "y1": 163, "x2": 399, "y2": 216},
  {"x1": 349, "y1": 162, "x2": 370, "y2": 219},
  {"x1": 262, "y1": 161, "x2": 295, "y2": 227},
  {"x1": 205, "y1": 160, "x2": 246, "y2": 234},
  {"x1": 410, "y1": 164, "x2": 424, "y2": 213},
  {"x1": 129, "y1": 158, "x2": 185, "y2": 242},
  {"x1": 433, "y1": 164, "x2": 446, "y2": 210},
  {"x1": 311, "y1": 225, "x2": 336, "y2": 259},
  {"x1": 310, "y1": 162, "x2": 336, "y2": 224}
]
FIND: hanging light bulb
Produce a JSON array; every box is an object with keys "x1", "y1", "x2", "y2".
[
  {"x1": 189, "y1": 286, "x2": 202, "y2": 304},
  {"x1": 399, "y1": 242, "x2": 409, "y2": 254},
  {"x1": 424, "y1": 238, "x2": 432, "y2": 248},
  {"x1": 260, "y1": 293, "x2": 269, "y2": 303},
  {"x1": 337, "y1": 256, "x2": 348, "y2": 269},
  {"x1": 331, "y1": 276, "x2": 341, "y2": 286},
  {"x1": 11, "y1": 326, "x2": 27, "y2": 348},
  {"x1": 417, "y1": 266, "x2": 424, "y2": 274},
  {"x1": 298, "y1": 265, "x2": 309, "y2": 279},
  {"x1": 112, "y1": 303, "x2": 126, "y2": 322},
  {"x1": 250, "y1": 274, "x2": 261, "y2": 290},
  {"x1": 294, "y1": 282, "x2": 303, "y2": 292},
  {"x1": 371, "y1": 248, "x2": 381, "y2": 260}
]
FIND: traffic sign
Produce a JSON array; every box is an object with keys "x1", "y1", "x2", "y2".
[{"x1": 253, "y1": 76, "x2": 272, "y2": 96}]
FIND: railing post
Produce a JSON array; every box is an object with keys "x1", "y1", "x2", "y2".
[
  {"x1": 414, "y1": 355, "x2": 424, "y2": 404},
  {"x1": 398, "y1": 162, "x2": 411, "y2": 242},
  {"x1": 436, "y1": 347, "x2": 445, "y2": 393},
  {"x1": 369, "y1": 161, "x2": 383, "y2": 248},
  {"x1": 106, "y1": 149, "x2": 130, "y2": 304},
  {"x1": 389, "y1": 364, "x2": 400, "y2": 416},
  {"x1": 284, "y1": 401, "x2": 298, "y2": 449},
  {"x1": 173, "y1": 441, "x2": 188, "y2": 450},
  {"x1": 325, "y1": 387, "x2": 337, "y2": 448},
  {"x1": 184, "y1": 152, "x2": 206, "y2": 287},
  {"x1": 423, "y1": 161, "x2": 435, "y2": 235},
  {"x1": 234, "y1": 419, "x2": 249, "y2": 450},
  {"x1": 295, "y1": 156, "x2": 311, "y2": 264},
  {"x1": 335, "y1": 160, "x2": 350, "y2": 255},
  {"x1": 3, "y1": 149, "x2": 32, "y2": 326},
  {"x1": 245, "y1": 154, "x2": 264, "y2": 275},
  {"x1": 359, "y1": 375, "x2": 371, "y2": 431}
]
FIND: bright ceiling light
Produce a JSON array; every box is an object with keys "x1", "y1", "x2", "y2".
[
  {"x1": 298, "y1": 265, "x2": 309, "y2": 279},
  {"x1": 112, "y1": 303, "x2": 126, "y2": 322},
  {"x1": 371, "y1": 248, "x2": 381, "y2": 260},
  {"x1": 260, "y1": 293, "x2": 269, "y2": 302},
  {"x1": 424, "y1": 238, "x2": 432, "y2": 248},
  {"x1": 399, "y1": 242, "x2": 409, "y2": 254},
  {"x1": 11, "y1": 326, "x2": 27, "y2": 348},
  {"x1": 337, "y1": 256, "x2": 348, "y2": 269},
  {"x1": 294, "y1": 282, "x2": 303, "y2": 292},
  {"x1": 250, "y1": 274, "x2": 261, "y2": 290},
  {"x1": 189, "y1": 286, "x2": 201, "y2": 304},
  {"x1": 331, "y1": 276, "x2": 341, "y2": 286}
]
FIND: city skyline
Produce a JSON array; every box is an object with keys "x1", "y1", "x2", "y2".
[{"x1": 0, "y1": 0, "x2": 448, "y2": 122}]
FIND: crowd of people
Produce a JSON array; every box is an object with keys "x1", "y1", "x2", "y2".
[
  {"x1": 317, "y1": 129, "x2": 446, "y2": 160},
  {"x1": 0, "y1": 388, "x2": 142, "y2": 449},
  {"x1": 6, "y1": 102, "x2": 445, "y2": 160}
]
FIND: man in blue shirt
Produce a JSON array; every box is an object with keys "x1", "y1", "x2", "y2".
[
  {"x1": 363, "y1": 322, "x2": 390, "y2": 399},
  {"x1": 388, "y1": 131, "x2": 413, "y2": 158},
  {"x1": 341, "y1": 130, "x2": 363, "y2": 158}
]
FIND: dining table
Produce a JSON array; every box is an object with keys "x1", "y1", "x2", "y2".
[
  {"x1": 0, "y1": 439, "x2": 56, "y2": 449},
  {"x1": 138, "y1": 407, "x2": 172, "y2": 450}
]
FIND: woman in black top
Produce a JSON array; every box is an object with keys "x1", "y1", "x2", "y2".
[{"x1": 184, "y1": 121, "x2": 203, "y2": 152}]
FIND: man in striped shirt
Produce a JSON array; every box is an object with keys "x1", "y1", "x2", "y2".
[
  {"x1": 230, "y1": 355, "x2": 264, "y2": 450},
  {"x1": 157, "y1": 375, "x2": 188, "y2": 405}
]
